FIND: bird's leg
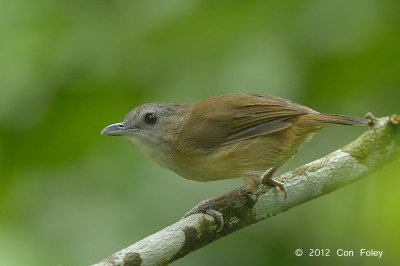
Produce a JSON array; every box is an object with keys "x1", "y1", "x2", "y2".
[
  {"x1": 182, "y1": 186, "x2": 250, "y2": 232},
  {"x1": 261, "y1": 164, "x2": 287, "y2": 200}
]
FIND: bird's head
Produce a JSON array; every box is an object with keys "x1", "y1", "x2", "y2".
[{"x1": 101, "y1": 102, "x2": 190, "y2": 151}]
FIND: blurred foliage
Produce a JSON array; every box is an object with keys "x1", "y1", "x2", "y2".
[{"x1": 1, "y1": 0, "x2": 400, "y2": 265}]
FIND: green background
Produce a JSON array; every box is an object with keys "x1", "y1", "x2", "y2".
[{"x1": 1, "y1": 1, "x2": 399, "y2": 265}]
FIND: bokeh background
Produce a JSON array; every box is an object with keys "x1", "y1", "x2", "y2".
[{"x1": 1, "y1": 0, "x2": 400, "y2": 265}]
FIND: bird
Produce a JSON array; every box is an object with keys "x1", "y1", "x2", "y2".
[{"x1": 101, "y1": 93, "x2": 369, "y2": 230}]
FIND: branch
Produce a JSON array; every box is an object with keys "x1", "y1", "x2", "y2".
[{"x1": 93, "y1": 114, "x2": 400, "y2": 266}]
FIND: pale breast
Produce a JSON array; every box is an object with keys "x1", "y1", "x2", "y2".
[{"x1": 169, "y1": 136, "x2": 282, "y2": 182}]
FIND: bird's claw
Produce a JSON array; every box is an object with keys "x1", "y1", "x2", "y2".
[
  {"x1": 263, "y1": 178, "x2": 287, "y2": 200},
  {"x1": 182, "y1": 199, "x2": 224, "y2": 232},
  {"x1": 205, "y1": 209, "x2": 224, "y2": 232},
  {"x1": 182, "y1": 199, "x2": 211, "y2": 219}
]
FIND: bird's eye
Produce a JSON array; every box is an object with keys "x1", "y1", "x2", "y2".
[{"x1": 144, "y1": 113, "x2": 157, "y2": 124}]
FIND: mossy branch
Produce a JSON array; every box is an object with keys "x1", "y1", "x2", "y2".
[{"x1": 93, "y1": 114, "x2": 400, "y2": 266}]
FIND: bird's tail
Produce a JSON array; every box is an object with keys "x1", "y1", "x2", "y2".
[{"x1": 298, "y1": 113, "x2": 370, "y2": 126}]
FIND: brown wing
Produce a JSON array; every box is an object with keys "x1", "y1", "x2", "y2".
[{"x1": 183, "y1": 93, "x2": 317, "y2": 149}]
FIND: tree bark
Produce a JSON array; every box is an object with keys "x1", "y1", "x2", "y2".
[{"x1": 93, "y1": 114, "x2": 400, "y2": 266}]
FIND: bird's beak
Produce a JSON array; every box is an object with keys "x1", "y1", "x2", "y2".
[{"x1": 101, "y1": 122, "x2": 133, "y2": 136}]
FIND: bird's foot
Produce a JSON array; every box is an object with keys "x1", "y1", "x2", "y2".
[
  {"x1": 182, "y1": 186, "x2": 250, "y2": 232},
  {"x1": 182, "y1": 199, "x2": 224, "y2": 232},
  {"x1": 365, "y1": 112, "x2": 376, "y2": 126},
  {"x1": 261, "y1": 164, "x2": 287, "y2": 200},
  {"x1": 262, "y1": 177, "x2": 287, "y2": 200}
]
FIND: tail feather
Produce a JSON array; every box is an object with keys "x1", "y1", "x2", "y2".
[{"x1": 298, "y1": 113, "x2": 369, "y2": 126}]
